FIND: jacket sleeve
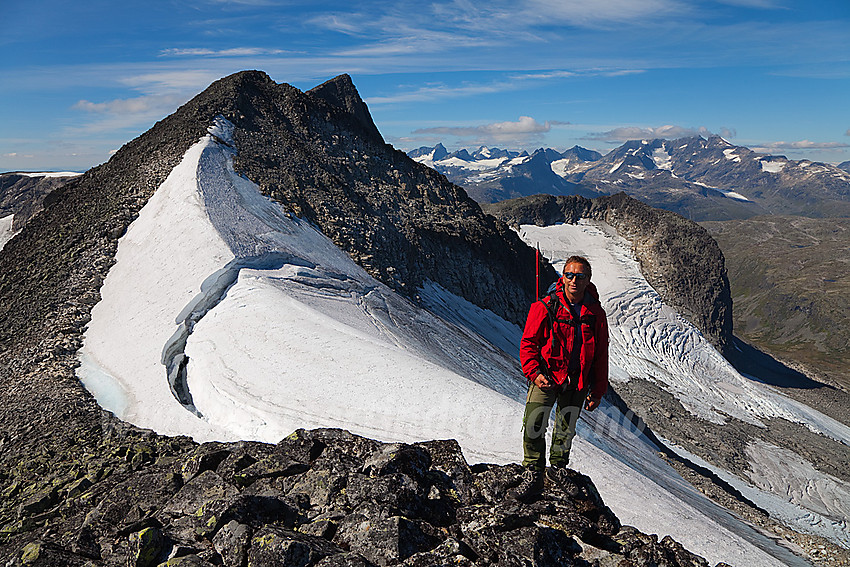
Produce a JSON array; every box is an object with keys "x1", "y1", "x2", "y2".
[
  {"x1": 519, "y1": 301, "x2": 548, "y2": 382},
  {"x1": 590, "y1": 308, "x2": 609, "y2": 399}
]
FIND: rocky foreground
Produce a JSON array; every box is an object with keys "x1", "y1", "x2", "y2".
[{"x1": 2, "y1": 420, "x2": 717, "y2": 566}]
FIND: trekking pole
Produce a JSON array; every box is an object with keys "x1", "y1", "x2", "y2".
[{"x1": 535, "y1": 243, "x2": 540, "y2": 299}]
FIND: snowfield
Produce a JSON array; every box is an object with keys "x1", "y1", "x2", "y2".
[
  {"x1": 17, "y1": 171, "x2": 82, "y2": 178},
  {"x1": 760, "y1": 159, "x2": 787, "y2": 174},
  {"x1": 651, "y1": 147, "x2": 673, "y2": 170},
  {"x1": 77, "y1": 118, "x2": 846, "y2": 566},
  {"x1": 0, "y1": 214, "x2": 15, "y2": 251}
]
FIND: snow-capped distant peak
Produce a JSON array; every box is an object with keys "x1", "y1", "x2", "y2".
[{"x1": 17, "y1": 171, "x2": 83, "y2": 178}]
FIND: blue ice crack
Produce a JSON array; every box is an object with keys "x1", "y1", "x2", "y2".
[{"x1": 161, "y1": 252, "x2": 315, "y2": 415}]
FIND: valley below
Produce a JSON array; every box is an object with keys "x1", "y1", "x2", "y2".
[{"x1": 701, "y1": 216, "x2": 850, "y2": 395}]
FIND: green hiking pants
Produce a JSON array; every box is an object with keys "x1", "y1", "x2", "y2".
[{"x1": 521, "y1": 382, "x2": 587, "y2": 471}]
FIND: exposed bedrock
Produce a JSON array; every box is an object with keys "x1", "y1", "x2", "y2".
[
  {"x1": 484, "y1": 193, "x2": 733, "y2": 357},
  {"x1": 1, "y1": 424, "x2": 722, "y2": 566}
]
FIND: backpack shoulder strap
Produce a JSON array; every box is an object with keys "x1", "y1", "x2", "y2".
[
  {"x1": 541, "y1": 292, "x2": 568, "y2": 327},
  {"x1": 543, "y1": 292, "x2": 597, "y2": 329}
]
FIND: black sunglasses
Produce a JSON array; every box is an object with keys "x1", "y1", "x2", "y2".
[{"x1": 563, "y1": 272, "x2": 588, "y2": 280}]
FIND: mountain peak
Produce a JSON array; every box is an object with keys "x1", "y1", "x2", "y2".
[{"x1": 308, "y1": 74, "x2": 383, "y2": 142}]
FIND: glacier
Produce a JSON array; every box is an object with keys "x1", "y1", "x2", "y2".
[{"x1": 76, "y1": 117, "x2": 847, "y2": 566}]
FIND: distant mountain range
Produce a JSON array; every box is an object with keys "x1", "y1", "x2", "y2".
[{"x1": 409, "y1": 138, "x2": 850, "y2": 221}]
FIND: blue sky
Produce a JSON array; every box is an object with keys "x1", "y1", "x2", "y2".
[{"x1": 1, "y1": 0, "x2": 848, "y2": 171}]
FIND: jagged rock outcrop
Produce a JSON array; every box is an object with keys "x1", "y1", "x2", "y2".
[
  {"x1": 484, "y1": 193, "x2": 733, "y2": 356},
  {"x1": 2, "y1": 425, "x2": 715, "y2": 566}
]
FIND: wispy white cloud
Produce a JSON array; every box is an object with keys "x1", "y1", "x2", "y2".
[
  {"x1": 119, "y1": 70, "x2": 223, "y2": 94},
  {"x1": 203, "y1": 0, "x2": 287, "y2": 6},
  {"x1": 713, "y1": 0, "x2": 785, "y2": 8},
  {"x1": 410, "y1": 116, "x2": 568, "y2": 145},
  {"x1": 159, "y1": 47, "x2": 289, "y2": 57},
  {"x1": 523, "y1": 0, "x2": 687, "y2": 28},
  {"x1": 367, "y1": 67, "x2": 646, "y2": 106},
  {"x1": 366, "y1": 81, "x2": 516, "y2": 104},
  {"x1": 415, "y1": 116, "x2": 563, "y2": 136},
  {"x1": 71, "y1": 94, "x2": 189, "y2": 133},
  {"x1": 753, "y1": 140, "x2": 850, "y2": 151},
  {"x1": 73, "y1": 96, "x2": 170, "y2": 115},
  {"x1": 511, "y1": 71, "x2": 578, "y2": 80},
  {"x1": 585, "y1": 125, "x2": 716, "y2": 142},
  {"x1": 510, "y1": 69, "x2": 646, "y2": 81}
]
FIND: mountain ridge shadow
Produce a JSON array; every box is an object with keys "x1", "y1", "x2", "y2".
[{"x1": 730, "y1": 336, "x2": 824, "y2": 390}]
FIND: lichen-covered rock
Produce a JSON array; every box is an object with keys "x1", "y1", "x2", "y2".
[
  {"x1": 334, "y1": 515, "x2": 441, "y2": 566},
  {"x1": 314, "y1": 552, "x2": 377, "y2": 567},
  {"x1": 248, "y1": 524, "x2": 343, "y2": 566},
  {"x1": 1, "y1": 424, "x2": 718, "y2": 566},
  {"x1": 84, "y1": 471, "x2": 182, "y2": 538},
  {"x1": 400, "y1": 538, "x2": 476, "y2": 566},
  {"x1": 232, "y1": 453, "x2": 309, "y2": 487},
  {"x1": 211, "y1": 520, "x2": 251, "y2": 567},
  {"x1": 413, "y1": 439, "x2": 477, "y2": 507},
  {"x1": 162, "y1": 471, "x2": 239, "y2": 517},
  {"x1": 156, "y1": 554, "x2": 214, "y2": 566},
  {"x1": 362, "y1": 443, "x2": 431, "y2": 483},
  {"x1": 129, "y1": 526, "x2": 164, "y2": 567},
  {"x1": 180, "y1": 443, "x2": 232, "y2": 481}
]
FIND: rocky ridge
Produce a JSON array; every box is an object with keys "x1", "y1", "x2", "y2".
[
  {"x1": 0, "y1": 72, "x2": 718, "y2": 565},
  {"x1": 483, "y1": 192, "x2": 733, "y2": 357},
  {"x1": 222, "y1": 71, "x2": 549, "y2": 325}
]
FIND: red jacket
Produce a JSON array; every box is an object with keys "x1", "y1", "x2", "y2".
[{"x1": 520, "y1": 281, "x2": 609, "y2": 399}]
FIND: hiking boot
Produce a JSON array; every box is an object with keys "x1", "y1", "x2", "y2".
[
  {"x1": 546, "y1": 465, "x2": 581, "y2": 497},
  {"x1": 508, "y1": 467, "x2": 544, "y2": 502}
]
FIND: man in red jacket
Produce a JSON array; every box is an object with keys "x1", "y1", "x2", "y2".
[{"x1": 509, "y1": 255, "x2": 609, "y2": 501}]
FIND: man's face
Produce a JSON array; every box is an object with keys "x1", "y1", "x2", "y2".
[{"x1": 562, "y1": 261, "x2": 590, "y2": 302}]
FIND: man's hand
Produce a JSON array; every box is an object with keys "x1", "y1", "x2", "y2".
[
  {"x1": 533, "y1": 373, "x2": 556, "y2": 390},
  {"x1": 584, "y1": 396, "x2": 601, "y2": 411}
]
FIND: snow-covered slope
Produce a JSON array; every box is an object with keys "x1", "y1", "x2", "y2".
[
  {"x1": 0, "y1": 214, "x2": 15, "y2": 251},
  {"x1": 79, "y1": 118, "x2": 836, "y2": 566}
]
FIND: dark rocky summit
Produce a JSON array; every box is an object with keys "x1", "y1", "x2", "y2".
[
  {"x1": 483, "y1": 193, "x2": 733, "y2": 357},
  {"x1": 0, "y1": 71, "x2": 716, "y2": 565},
  {"x1": 203, "y1": 70, "x2": 548, "y2": 325}
]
